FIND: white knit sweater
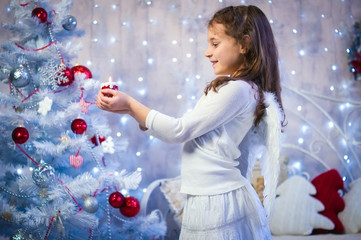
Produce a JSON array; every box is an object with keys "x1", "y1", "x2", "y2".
[{"x1": 145, "y1": 80, "x2": 258, "y2": 195}]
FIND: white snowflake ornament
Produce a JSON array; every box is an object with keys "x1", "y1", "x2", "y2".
[
  {"x1": 38, "y1": 96, "x2": 53, "y2": 116},
  {"x1": 101, "y1": 136, "x2": 115, "y2": 154}
]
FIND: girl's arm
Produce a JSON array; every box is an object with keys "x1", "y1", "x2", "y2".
[
  {"x1": 97, "y1": 81, "x2": 255, "y2": 144},
  {"x1": 96, "y1": 88, "x2": 151, "y2": 129}
]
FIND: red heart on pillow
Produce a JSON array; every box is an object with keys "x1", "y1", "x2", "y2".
[{"x1": 311, "y1": 169, "x2": 345, "y2": 234}]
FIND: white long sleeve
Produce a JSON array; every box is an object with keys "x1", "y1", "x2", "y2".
[
  {"x1": 145, "y1": 81, "x2": 256, "y2": 144},
  {"x1": 146, "y1": 80, "x2": 258, "y2": 195}
]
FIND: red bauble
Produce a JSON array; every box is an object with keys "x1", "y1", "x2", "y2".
[
  {"x1": 12, "y1": 127, "x2": 29, "y2": 144},
  {"x1": 119, "y1": 196, "x2": 140, "y2": 217},
  {"x1": 71, "y1": 65, "x2": 92, "y2": 79},
  {"x1": 108, "y1": 192, "x2": 125, "y2": 208},
  {"x1": 56, "y1": 66, "x2": 74, "y2": 86},
  {"x1": 90, "y1": 135, "x2": 106, "y2": 146},
  {"x1": 32, "y1": 7, "x2": 48, "y2": 23},
  {"x1": 71, "y1": 119, "x2": 87, "y2": 134}
]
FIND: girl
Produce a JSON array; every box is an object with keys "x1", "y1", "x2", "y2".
[{"x1": 97, "y1": 5, "x2": 285, "y2": 240}]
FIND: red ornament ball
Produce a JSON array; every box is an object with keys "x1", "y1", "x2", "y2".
[
  {"x1": 90, "y1": 135, "x2": 106, "y2": 146},
  {"x1": 71, "y1": 119, "x2": 87, "y2": 134},
  {"x1": 108, "y1": 192, "x2": 125, "y2": 208},
  {"x1": 120, "y1": 196, "x2": 140, "y2": 217},
  {"x1": 56, "y1": 66, "x2": 74, "y2": 86},
  {"x1": 32, "y1": 7, "x2": 48, "y2": 23},
  {"x1": 71, "y1": 65, "x2": 92, "y2": 79},
  {"x1": 12, "y1": 127, "x2": 29, "y2": 144}
]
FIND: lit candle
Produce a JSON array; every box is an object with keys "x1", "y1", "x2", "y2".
[{"x1": 101, "y1": 76, "x2": 119, "y2": 90}]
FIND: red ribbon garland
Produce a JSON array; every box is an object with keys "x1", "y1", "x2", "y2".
[
  {"x1": 15, "y1": 143, "x2": 39, "y2": 166},
  {"x1": 89, "y1": 228, "x2": 93, "y2": 240},
  {"x1": 14, "y1": 41, "x2": 56, "y2": 52},
  {"x1": 21, "y1": 89, "x2": 39, "y2": 103},
  {"x1": 19, "y1": 1, "x2": 31, "y2": 6},
  {"x1": 56, "y1": 177, "x2": 83, "y2": 213},
  {"x1": 43, "y1": 215, "x2": 56, "y2": 240},
  {"x1": 8, "y1": 76, "x2": 39, "y2": 104}
]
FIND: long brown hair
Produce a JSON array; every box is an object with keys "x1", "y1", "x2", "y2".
[{"x1": 204, "y1": 5, "x2": 285, "y2": 127}]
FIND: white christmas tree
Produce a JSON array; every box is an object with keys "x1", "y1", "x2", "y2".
[
  {"x1": 0, "y1": 0, "x2": 165, "y2": 239},
  {"x1": 269, "y1": 175, "x2": 334, "y2": 235}
]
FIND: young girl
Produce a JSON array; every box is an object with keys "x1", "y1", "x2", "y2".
[{"x1": 97, "y1": 5, "x2": 285, "y2": 240}]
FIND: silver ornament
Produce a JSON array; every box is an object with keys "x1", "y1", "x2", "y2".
[
  {"x1": 83, "y1": 196, "x2": 99, "y2": 213},
  {"x1": 10, "y1": 229, "x2": 26, "y2": 240},
  {"x1": 9, "y1": 64, "x2": 30, "y2": 88},
  {"x1": 32, "y1": 161, "x2": 55, "y2": 188},
  {"x1": 62, "y1": 15, "x2": 77, "y2": 31}
]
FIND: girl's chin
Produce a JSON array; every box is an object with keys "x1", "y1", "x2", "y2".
[{"x1": 214, "y1": 70, "x2": 231, "y2": 76}]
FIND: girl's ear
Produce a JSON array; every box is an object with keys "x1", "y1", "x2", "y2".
[
  {"x1": 239, "y1": 35, "x2": 251, "y2": 54},
  {"x1": 240, "y1": 45, "x2": 247, "y2": 54}
]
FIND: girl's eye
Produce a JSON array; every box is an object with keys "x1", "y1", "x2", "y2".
[{"x1": 212, "y1": 43, "x2": 219, "y2": 47}]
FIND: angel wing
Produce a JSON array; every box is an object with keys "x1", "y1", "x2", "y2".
[
  {"x1": 237, "y1": 92, "x2": 283, "y2": 219},
  {"x1": 260, "y1": 92, "x2": 283, "y2": 218}
]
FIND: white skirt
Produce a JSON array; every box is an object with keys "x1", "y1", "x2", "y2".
[{"x1": 179, "y1": 183, "x2": 272, "y2": 240}]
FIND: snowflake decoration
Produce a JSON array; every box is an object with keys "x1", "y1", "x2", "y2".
[
  {"x1": 38, "y1": 96, "x2": 53, "y2": 116},
  {"x1": 38, "y1": 60, "x2": 64, "y2": 90},
  {"x1": 101, "y1": 136, "x2": 115, "y2": 154}
]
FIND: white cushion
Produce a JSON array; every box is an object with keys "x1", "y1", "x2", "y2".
[
  {"x1": 270, "y1": 175, "x2": 334, "y2": 235},
  {"x1": 339, "y1": 177, "x2": 361, "y2": 234}
]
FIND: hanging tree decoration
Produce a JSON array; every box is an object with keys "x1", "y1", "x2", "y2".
[
  {"x1": 108, "y1": 191, "x2": 125, "y2": 208},
  {"x1": 37, "y1": 96, "x2": 53, "y2": 116},
  {"x1": 32, "y1": 160, "x2": 55, "y2": 188},
  {"x1": 62, "y1": 15, "x2": 77, "y2": 31},
  {"x1": 12, "y1": 126, "x2": 29, "y2": 144},
  {"x1": 83, "y1": 196, "x2": 99, "y2": 213},
  {"x1": 10, "y1": 228, "x2": 29, "y2": 240},
  {"x1": 90, "y1": 134, "x2": 106, "y2": 146},
  {"x1": 71, "y1": 65, "x2": 92, "y2": 79},
  {"x1": 55, "y1": 64, "x2": 74, "y2": 86},
  {"x1": 31, "y1": 7, "x2": 48, "y2": 23},
  {"x1": 71, "y1": 118, "x2": 87, "y2": 135},
  {"x1": 77, "y1": 89, "x2": 93, "y2": 114},
  {"x1": 9, "y1": 64, "x2": 31, "y2": 88},
  {"x1": 8, "y1": 56, "x2": 40, "y2": 112},
  {"x1": 348, "y1": 19, "x2": 361, "y2": 81},
  {"x1": 69, "y1": 147, "x2": 83, "y2": 168},
  {"x1": 119, "y1": 195, "x2": 140, "y2": 218},
  {"x1": 38, "y1": 60, "x2": 63, "y2": 89}
]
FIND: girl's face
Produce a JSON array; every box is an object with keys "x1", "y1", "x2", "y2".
[{"x1": 204, "y1": 23, "x2": 245, "y2": 76}]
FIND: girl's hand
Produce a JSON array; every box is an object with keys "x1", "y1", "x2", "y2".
[
  {"x1": 96, "y1": 89, "x2": 130, "y2": 114},
  {"x1": 96, "y1": 88, "x2": 151, "y2": 128}
]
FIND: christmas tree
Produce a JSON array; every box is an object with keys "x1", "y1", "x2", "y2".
[{"x1": 0, "y1": 0, "x2": 165, "y2": 239}]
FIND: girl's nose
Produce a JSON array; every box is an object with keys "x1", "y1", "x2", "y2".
[
  {"x1": 204, "y1": 48, "x2": 212, "y2": 58},
  {"x1": 204, "y1": 50, "x2": 212, "y2": 58}
]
